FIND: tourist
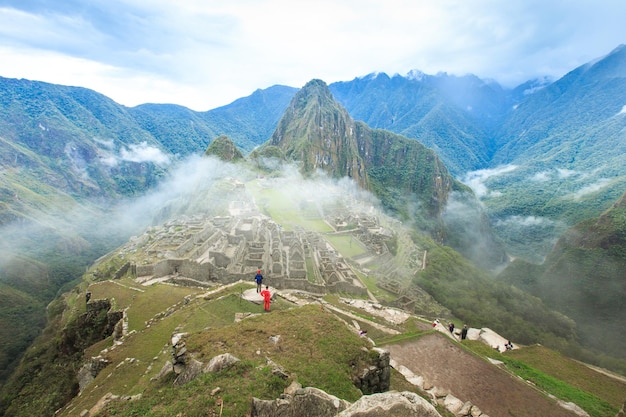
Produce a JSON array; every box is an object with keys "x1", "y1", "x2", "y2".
[
  {"x1": 260, "y1": 286, "x2": 271, "y2": 311},
  {"x1": 254, "y1": 269, "x2": 264, "y2": 293},
  {"x1": 505, "y1": 340, "x2": 514, "y2": 351},
  {"x1": 461, "y1": 324, "x2": 468, "y2": 340},
  {"x1": 448, "y1": 322, "x2": 455, "y2": 334}
]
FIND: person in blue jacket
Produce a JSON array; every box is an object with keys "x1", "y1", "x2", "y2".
[{"x1": 255, "y1": 269, "x2": 263, "y2": 293}]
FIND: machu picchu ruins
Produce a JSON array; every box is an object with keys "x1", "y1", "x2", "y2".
[{"x1": 106, "y1": 178, "x2": 436, "y2": 309}]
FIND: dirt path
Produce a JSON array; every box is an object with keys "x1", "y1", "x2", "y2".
[{"x1": 385, "y1": 333, "x2": 580, "y2": 417}]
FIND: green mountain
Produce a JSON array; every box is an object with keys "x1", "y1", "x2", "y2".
[
  {"x1": 258, "y1": 79, "x2": 505, "y2": 267},
  {"x1": 2, "y1": 72, "x2": 626, "y2": 416},
  {"x1": 0, "y1": 78, "x2": 293, "y2": 383},
  {"x1": 327, "y1": 46, "x2": 626, "y2": 263},
  {"x1": 500, "y1": 191, "x2": 626, "y2": 365},
  {"x1": 260, "y1": 80, "x2": 448, "y2": 216},
  {"x1": 0, "y1": 77, "x2": 171, "y2": 382},
  {"x1": 129, "y1": 85, "x2": 296, "y2": 155},
  {"x1": 204, "y1": 135, "x2": 244, "y2": 162},
  {"x1": 481, "y1": 45, "x2": 626, "y2": 260},
  {"x1": 329, "y1": 72, "x2": 511, "y2": 176},
  {"x1": 1, "y1": 45, "x2": 626, "y2": 416}
]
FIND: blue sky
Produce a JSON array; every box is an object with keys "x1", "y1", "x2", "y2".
[{"x1": 0, "y1": 0, "x2": 624, "y2": 111}]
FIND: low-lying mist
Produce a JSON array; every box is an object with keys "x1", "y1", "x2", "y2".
[{"x1": 0, "y1": 155, "x2": 385, "y2": 278}]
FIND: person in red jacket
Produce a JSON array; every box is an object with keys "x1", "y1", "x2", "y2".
[{"x1": 260, "y1": 286, "x2": 271, "y2": 311}]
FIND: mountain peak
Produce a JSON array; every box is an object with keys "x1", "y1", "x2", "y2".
[
  {"x1": 266, "y1": 79, "x2": 367, "y2": 186},
  {"x1": 291, "y1": 79, "x2": 338, "y2": 111},
  {"x1": 204, "y1": 135, "x2": 244, "y2": 162}
]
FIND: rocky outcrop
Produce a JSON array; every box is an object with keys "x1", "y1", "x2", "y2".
[
  {"x1": 203, "y1": 353, "x2": 240, "y2": 373},
  {"x1": 79, "y1": 392, "x2": 142, "y2": 417},
  {"x1": 251, "y1": 385, "x2": 351, "y2": 417},
  {"x1": 204, "y1": 135, "x2": 244, "y2": 162},
  {"x1": 354, "y1": 348, "x2": 391, "y2": 394},
  {"x1": 60, "y1": 298, "x2": 124, "y2": 356},
  {"x1": 265, "y1": 79, "x2": 458, "y2": 219},
  {"x1": 251, "y1": 388, "x2": 442, "y2": 417},
  {"x1": 339, "y1": 391, "x2": 441, "y2": 417},
  {"x1": 167, "y1": 333, "x2": 242, "y2": 386},
  {"x1": 77, "y1": 356, "x2": 111, "y2": 393}
]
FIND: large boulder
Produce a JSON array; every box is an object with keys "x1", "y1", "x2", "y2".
[
  {"x1": 203, "y1": 353, "x2": 240, "y2": 373},
  {"x1": 338, "y1": 391, "x2": 442, "y2": 417},
  {"x1": 251, "y1": 386, "x2": 350, "y2": 417},
  {"x1": 251, "y1": 389, "x2": 442, "y2": 417}
]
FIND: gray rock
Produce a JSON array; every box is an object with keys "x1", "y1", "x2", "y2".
[
  {"x1": 77, "y1": 356, "x2": 110, "y2": 393},
  {"x1": 444, "y1": 393, "x2": 464, "y2": 415},
  {"x1": 154, "y1": 361, "x2": 173, "y2": 381},
  {"x1": 174, "y1": 358, "x2": 203, "y2": 385},
  {"x1": 251, "y1": 387, "x2": 350, "y2": 417},
  {"x1": 339, "y1": 391, "x2": 442, "y2": 417},
  {"x1": 203, "y1": 353, "x2": 240, "y2": 373}
]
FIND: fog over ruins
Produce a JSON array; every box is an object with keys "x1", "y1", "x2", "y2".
[{"x1": 101, "y1": 173, "x2": 447, "y2": 316}]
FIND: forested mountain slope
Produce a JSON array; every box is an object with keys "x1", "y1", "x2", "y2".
[{"x1": 500, "y1": 191, "x2": 626, "y2": 366}]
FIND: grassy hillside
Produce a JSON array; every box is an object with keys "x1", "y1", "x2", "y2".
[
  {"x1": 12, "y1": 279, "x2": 379, "y2": 417},
  {"x1": 3, "y1": 274, "x2": 624, "y2": 417}
]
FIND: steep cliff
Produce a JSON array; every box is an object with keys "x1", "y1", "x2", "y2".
[{"x1": 264, "y1": 79, "x2": 463, "y2": 222}]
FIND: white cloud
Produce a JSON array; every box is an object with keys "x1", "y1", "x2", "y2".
[
  {"x1": 0, "y1": 1, "x2": 625, "y2": 110},
  {"x1": 495, "y1": 215, "x2": 553, "y2": 228},
  {"x1": 120, "y1": 142, "x2": 171, "y2": 165},
  {"x1": 530, "y1": 171, "x2": 551, "y2": 182},
  {"x1": 566, "y1": 178, "x2": 612, "y2": 200},
  {"x1": 462, "y1": 165, "x2": 517, "y2": 198},
  {"x1": 557, "y1": 168, "x2": 579, "y2": 179}
]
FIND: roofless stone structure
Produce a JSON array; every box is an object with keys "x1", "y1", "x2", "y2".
[{"x1": 126, "y1": 198, "x2": 375, "y2": 297}]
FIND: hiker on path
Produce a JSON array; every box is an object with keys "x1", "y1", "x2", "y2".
[
  {"x1": 448, "y1": 322, "x2": 455, "y2": 334},
  {"x1": 461, "y1": 324, "x2": 468, "y2": 340},
  {"x1": 260, "y1": 286, "x2": 271, "y2": 311},
  {"x1": 255, "y1": 269, "x2": 264, "y2": 293}
]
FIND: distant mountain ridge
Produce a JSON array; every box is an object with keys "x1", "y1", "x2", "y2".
[{"x1": 328, "y1": 72, "x2": 510, "y2": 176}]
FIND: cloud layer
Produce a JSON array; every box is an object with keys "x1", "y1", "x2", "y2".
[{"x1": 1, "y1": 0, "x2": 625, "y2": 110}]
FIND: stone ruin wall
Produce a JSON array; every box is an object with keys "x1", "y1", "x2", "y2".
[{"x1": 129, "y1": 213, "x2": 378, "y2": 297}]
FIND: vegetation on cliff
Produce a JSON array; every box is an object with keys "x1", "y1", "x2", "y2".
[{"x1": 500, "y1": 191, "x2": 626, "y2": 371}]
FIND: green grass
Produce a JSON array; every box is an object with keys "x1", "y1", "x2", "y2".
[
  {"x1": 247, "y1": 180, "x2": 333, "y2": 232},
  {"x1": 61, "y1": 284, "x2": 296, "y2": 416},
  {"x1": 100, "y1": 360, "x2": 289, "y2": 417},
  {"x1": 507, "y1": 345, "x2": 626, "y2": 407},
  {"x1": 324, "y1": 234, "x2": 368, "y2": 258},
  {"x1": 463, "y1": 342, "x2": 621, "y2": 417},
  {"x1": 186, "y1": 304, "x2": 372, "y2": 402},
  {"x1": 84, "y1": 303, "x2": 375, "y2": 417},
  {"x1": 56, "y1": 285, "x2": 379, "y2": 417},
  {"x1": 305, "y1": 258, "x2": 319, "y2": 283},
  {"x1": 358, "y1": 271, "x2": 397, "y2": 303},
  {"x1": 87, "y1": 278, "x2": 201, "y2": 331}
]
